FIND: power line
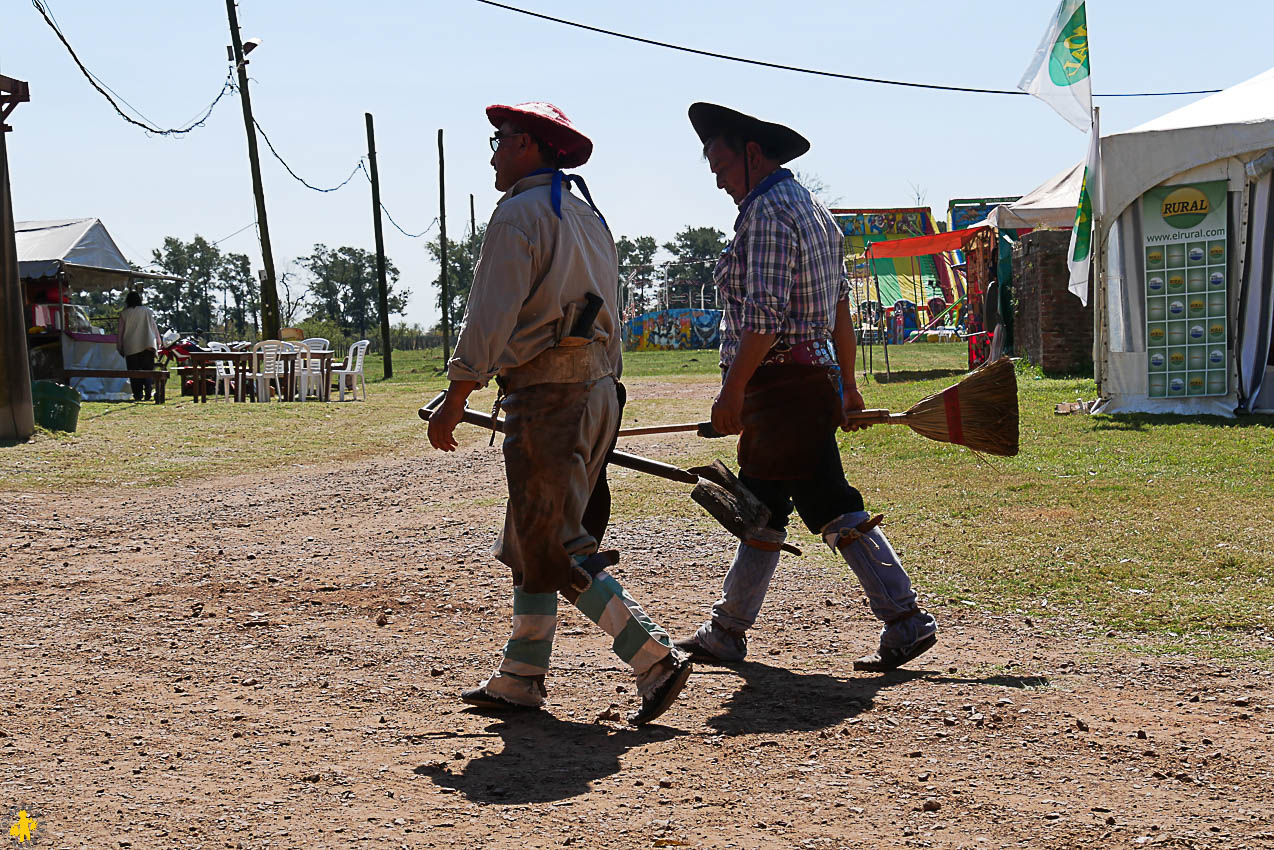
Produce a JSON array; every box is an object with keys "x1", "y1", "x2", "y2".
[
  {"x1": 472, "y1": 0, "x2": 1222, "y2": 98},
  {"x1": 251, "y1": 118, "x2": 366, "y2": 192},
  {"x1": 381, "y1": 208, "x2": 437, "y2": 240},
  {"x1": 31, "y1": 0, "x2": 235, "y2": 134},
  {"x1": 213, "y1": 220, "x2": 258, "y2": 246},
  {"x1": 250, "y1": 118, "x2": 438, "y2": 237}
]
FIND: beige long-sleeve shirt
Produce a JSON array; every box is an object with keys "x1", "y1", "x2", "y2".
[
  {"x1": 116, "y1": 305, "x2": 161, "y2": 357},
  {"x1": 447, "y1": 172, "x2": 622, "y2": 385}
]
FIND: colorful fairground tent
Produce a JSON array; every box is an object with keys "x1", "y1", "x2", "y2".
[
  {"x1": 830, "y1": 208, "x2": 958, "y2": 308},
  {"x1": 623, "y1": 307, "x2": 721, "y2": 351}
]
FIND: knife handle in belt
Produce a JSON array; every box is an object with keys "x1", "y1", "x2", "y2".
[{"x1": 567, "y1": 292, "x2": 604, "y2": 340}]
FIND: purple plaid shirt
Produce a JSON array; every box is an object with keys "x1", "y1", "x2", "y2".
[{"x1": 714, "y1": 171, "x2": 849, "y2": 366}]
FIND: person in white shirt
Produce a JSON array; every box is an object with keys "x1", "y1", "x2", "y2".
[{"x1": 116, "y1": 291, "x2": 162, "y2": 401}]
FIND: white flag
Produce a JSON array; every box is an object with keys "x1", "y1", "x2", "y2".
[
  {"x1": 1019, "y1": 0, "x2": 1092, "y2": 131},
  {"x1": 1067, "y1": 125, "x2": 1099, "y2": 305}
]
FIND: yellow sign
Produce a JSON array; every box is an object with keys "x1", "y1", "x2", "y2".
[
  {"x1": 8, "y1": 810, "x2": 37, "y2": 844},
  {"x1": 1161, "y1": 187, "x2": 1211, "y2": 228}
]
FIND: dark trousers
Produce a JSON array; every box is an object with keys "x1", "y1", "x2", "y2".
[
  {"x1": 124, "y1": 349, "x2": 155, "y2": 400},
  {"x1": 739, "y1": 427, "x2": 865, "y2": 534}
]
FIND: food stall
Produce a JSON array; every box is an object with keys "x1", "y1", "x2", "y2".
[{"x1": 16, "y1": 218, "x2": 181, "y2": 400}]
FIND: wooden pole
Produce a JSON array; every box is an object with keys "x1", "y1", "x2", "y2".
[
  {"x1": 437, "y1": 129, "x2": 450, "y2": 363},
  {"x1": 365, "y1": 113, "x2": 392, "y2": 378},
  {"x1": 225, "y1": 0, "x2": 280, "y2": 340},
  {"x1": 0, "y1": 75, "x2": 34, "y2": 440}
]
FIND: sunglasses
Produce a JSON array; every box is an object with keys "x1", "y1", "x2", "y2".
[{"x1": 489, "y1": 131, "x2": 527, "y2": 152}]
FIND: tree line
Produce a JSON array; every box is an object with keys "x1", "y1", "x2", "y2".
[
  {"x1": 428, "y1": 224, "x2": 731, "y2": 333},
  {"x1": 91, "y1": 222, "x2": 734, "y2": 351}
]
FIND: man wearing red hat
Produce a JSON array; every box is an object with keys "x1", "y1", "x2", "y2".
[
  {"x1": 674, "y1": 103, "x2": 938, "y2": 673},
  {"x1": 427, "y1": 102, "x2": 692, "y2": 725}
]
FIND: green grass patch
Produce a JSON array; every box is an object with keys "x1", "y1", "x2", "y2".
[{"x1": 5, "y1": 342, "x2": 1273, "y2": 655}]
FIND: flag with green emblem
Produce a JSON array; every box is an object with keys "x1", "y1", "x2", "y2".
[
  {"x1": 1021, "y1": 0, "x2": 1098, "y2": 304},
  {"x1": 1018, "y1": 0, "x2": 1092, "y2": 131},
  {"x1": 1067, "y1": 126, "x2": 1099, "y2": 305}
]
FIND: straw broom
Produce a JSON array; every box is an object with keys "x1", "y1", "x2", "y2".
[{"x1": 617, "y1": 356, "x2": 1020, "y2": 457}]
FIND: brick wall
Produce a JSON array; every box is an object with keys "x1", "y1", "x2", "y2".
[{"x1": 1012, "y1": 230, "x2": 1094, "y2": 375}]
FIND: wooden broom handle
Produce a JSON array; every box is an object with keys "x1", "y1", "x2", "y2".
[
  {"x1": 418, "y1": 393, "x2": 698, "y2": 485},
  {"x1": 616, "y1": 410, "x2": 907, "y2": 438},
  {"x1": 843, "y1": 409, "x2": 909, "y2": 425}
]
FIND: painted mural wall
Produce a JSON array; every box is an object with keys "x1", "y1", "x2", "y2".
[{"x1": 623, "y1": 308, "x2": 722, "y2": 350}]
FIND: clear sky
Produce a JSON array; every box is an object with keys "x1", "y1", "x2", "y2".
[{"x1": 4, "y1": 1, "x2": 1271, "y2": 329}]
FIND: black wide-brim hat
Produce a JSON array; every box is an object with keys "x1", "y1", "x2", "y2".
[{"x1": 687, "y1": 102, "x2": 810, "y2": 164}]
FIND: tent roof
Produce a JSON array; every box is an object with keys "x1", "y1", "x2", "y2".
[
  {"x1": 984, "y1": 161, "x2": 1082, "y2": 230},
  {"x1": 14, "y1": 218, "x2": 179, "y2": 291},
  {"x1": 1101, "y1": 66, "x2": 1274, "y2": 227}
]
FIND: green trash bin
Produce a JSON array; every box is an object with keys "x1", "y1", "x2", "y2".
[{"x1": 32, "y1": 380, "x2": 82, "y2": 433}]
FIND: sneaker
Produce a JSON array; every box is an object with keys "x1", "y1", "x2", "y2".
[
  {"x1": 853, "y1": 632, "x2": 937, "y2": 673},
  {"x1": 628, "y1": 653, "x2": 692, "y2": 726}
]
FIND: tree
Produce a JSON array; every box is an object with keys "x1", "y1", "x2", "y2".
[
  {"x1": 295, "y1": 244, "x2": 408, "y2": 336},
  {"x1": 220, "y1": 252, "x2": 259, "y2": 335},
  {"x1": 426, "y1": 224, "x2": 485, "y2": 334},
  {"x1": 616, "y1": 234, "x2": 659, "y2": 315},
  {"x1": 793, "y1": 170, "x2": 842, "y2": 207},
  {"x1": 662, "y1": 226, "x2": 727, "y2": 309},
  {"x1": 149, "y1": 235, "x2": 225, "y2": 333},
  {"x1": 662, "y1": 226, "x2": 727, "y2": 286}
]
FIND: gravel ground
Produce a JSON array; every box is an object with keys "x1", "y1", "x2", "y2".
[{"x1": 3, "y1": 441, "x2": 1273, "y2": 849}]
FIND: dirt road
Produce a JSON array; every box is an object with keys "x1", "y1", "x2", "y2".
[{"x1": 3, "y1": 440, "x2": 1272, "y2": 849}]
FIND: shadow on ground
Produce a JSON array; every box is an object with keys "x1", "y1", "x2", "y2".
[
  {"x1": 865, "y1": 368, "x2": 966, "y2": 384},
  {"x1": 417, "y1": 713, "x2": 684, "y2": 804},
  {"x1": 1092, "y1": 412, "x2": 1274, "y2": 432},
  {"x1": 704, "y1": 662, "x2": 1050, "y2": 735}
]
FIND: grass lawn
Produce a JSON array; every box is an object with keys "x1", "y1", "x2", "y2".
[{"x1": 5, "y1": 341, "x2": 1273, "y2": 656}]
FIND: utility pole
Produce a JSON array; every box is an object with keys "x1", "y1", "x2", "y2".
[
  {"x1": 469, "y1": 193, "x2": 477, "y2": 257},
  {"x1": 0, "y1": 75, "x2": 34, "y2": 440},
  {"x1": 437, "y1": 129, "x2": 450, "y2": 362},
  {"x1": 365, "y1": 113, "x2": 392, "y2": 378},
  {"x1": 225, "y1": 0, "x2": 280, "y2": 339}
]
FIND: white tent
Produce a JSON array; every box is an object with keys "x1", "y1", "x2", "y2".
[
  {"x1": 1093, "y1": 67, "x2": 1274, "y2": 416},
  {"x1": 984, "y1": 161, "x2": 1082, "y2": 231},
  {"x1": 17, "y1": 218, "x2": 180, "y2": 401}
]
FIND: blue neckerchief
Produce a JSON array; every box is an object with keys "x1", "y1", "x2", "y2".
[
  {"x1": 526, "y1": 167, "x2": 608, "y2": 229},
  {"x1": 732, "y1": 168, "x2": 794, "y2": 232}
]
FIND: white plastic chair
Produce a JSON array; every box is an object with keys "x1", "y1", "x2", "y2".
[
  {"x1": 333, "y1": 339, "x2": 370, "y2": 401},
  {"x1": 249, "y1": 340, "x2": 284, "y2": 402},
  {"x1": 206, "y1": 341, "x2": 235, "y2": 400},
  {"x1": 297, "y1": 338, "x2": 329, "y2": 400},
  {"x1": 286, "y1": 341, "x2": 315, "y2": 401}
]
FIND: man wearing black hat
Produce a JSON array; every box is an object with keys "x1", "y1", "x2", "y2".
[
  {"x1": 427, "y1": 102, "x2": 691, "y2": 725},
  {"x1": 675, "y1": 103, "x2": 938, "y2": 673}
]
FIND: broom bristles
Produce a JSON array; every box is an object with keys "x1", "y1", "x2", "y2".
[{"x1": 902, "y1": 357, "x2": 1019, "y2": 456}]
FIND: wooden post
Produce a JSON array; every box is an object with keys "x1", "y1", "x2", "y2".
[
  {"x1": 0, "y1": 75, "x2": 34, "y2": 440},
  {"x1": 225, "y1": 0, "x2": 280, "y2": 339},
  {"x1": 437, "y1": 129, "x2": 450, "y2": 363},
  {"x1": 365, "y1": 113, "x2": 392, "y2": 378}
]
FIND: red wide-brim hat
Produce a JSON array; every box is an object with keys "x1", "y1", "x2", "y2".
[{"x1": 486, "y1": 102, "x2": 593, "y2": 169}]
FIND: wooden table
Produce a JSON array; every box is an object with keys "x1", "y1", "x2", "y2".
[
  {"x1": 278, "y1": 350, "x2": 335, "y2": 402},
  {"x1": 187, "y1": 351, "x2": 251, "y2": 403},
  {"x1": 186, "y1": 349, "x2": 335, "y2": 403}
]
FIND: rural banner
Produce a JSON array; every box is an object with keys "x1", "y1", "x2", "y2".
[{"x1": 1142, "y1": 179, "x2": 1229, "y2": 398}]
